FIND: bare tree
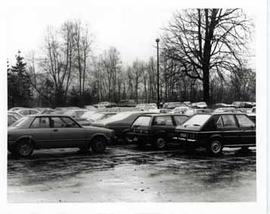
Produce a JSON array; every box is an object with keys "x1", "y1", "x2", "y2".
[{"x1": 162, "y1": 9, "x2": 252, "y2": 103}]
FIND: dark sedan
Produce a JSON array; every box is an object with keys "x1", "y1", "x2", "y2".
[
  {"x1": 129, "y1": 114, "x2": 189, "y2": 149},
  {"x1": 91, "y1": 111, "x2": 155, "y2": 142},
  {"x1": 176, "y1": 113, "x2": 256, "y2": 155},
  {"x1": 8, "y1": 115, "x2": 114, "y2": 157}
]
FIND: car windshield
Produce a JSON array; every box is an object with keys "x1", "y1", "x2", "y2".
[
  {"x1": 181, "y1": 114, "x2": 211, "y2": 128},
  {"x1": 98, "y1": 112, "x2": 137, "y2": 124},
  {"x1": 9, "y1": 116, "x2": 30, "y2": 127}
]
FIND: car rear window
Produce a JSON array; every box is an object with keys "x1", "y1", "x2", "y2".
[
  {"x1": 153, "y1": 116, "x2": 173, "y2": 126},
  {"x1": 173, "y1": 115, "x2": 188, "y2": 126},
  {"x1": 236, "y1": 115, "x2": 255, "y2": 128},
  {"x1": 132, "y1": 116, "x2": 151, "y2": 127}
]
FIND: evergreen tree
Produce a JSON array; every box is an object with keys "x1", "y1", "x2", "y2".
[{"x1": 8, "y1": 51, "x2": 32, "y2": 108}]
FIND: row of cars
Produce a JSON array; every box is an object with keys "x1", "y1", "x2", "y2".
[
  {"x1": 128, "y1": 113, "x2": 255, "y2": 155},
  {"x1": 8, "y1": 103, "x2": 256, "y2": 157}
]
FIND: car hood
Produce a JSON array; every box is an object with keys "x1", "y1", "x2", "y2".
[
  {"x1": 83, "y1": 125, "x2": 113, "y2": 133},
  {"x1": 8, "y1": 126, "x2": 20, "y2": 131}
]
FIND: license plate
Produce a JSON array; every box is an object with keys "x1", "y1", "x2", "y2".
[{"x1": 180, "y1": 133, "x2": 187, "y2": 138}]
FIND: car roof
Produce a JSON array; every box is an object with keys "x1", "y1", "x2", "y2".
[
  {"x1": 28, "y1": 114, "x2": 73, "y2": 117},
  {"x1": 192, "y1": 112, "x2": 247, "y2": 117},
  {"x1": 138, "y1": 113, "x2": 189, "y2": 117},
  {"x1": 211, "y1": 112, "x2": 247, "y2": 115}
]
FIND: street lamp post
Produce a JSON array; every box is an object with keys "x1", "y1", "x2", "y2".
[{"x1": 156, "y1": 38, "x2": 160, "y2": 109}]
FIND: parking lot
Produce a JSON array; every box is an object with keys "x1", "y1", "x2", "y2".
[{"x1": 8, "y1": 144, "x2": 256, "y2": 202}]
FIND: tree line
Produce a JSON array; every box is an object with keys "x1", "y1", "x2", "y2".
[{"x1": 7, "y1": 9, "x2": 255, "y2": 108}]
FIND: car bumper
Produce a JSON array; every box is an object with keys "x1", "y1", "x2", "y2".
[{"x1": 176, "y1": 137, "x2": 197, "y2": 143}]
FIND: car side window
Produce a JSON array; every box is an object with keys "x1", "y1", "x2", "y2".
[
  {"x1": 19, "y1": 110, "x2": 28, "y2": 115},
  {"x1": 51, "y1": 117, "x2": 66, "y2": 128},
  {"x1": 216, "y1": 117, "x2": 223, "y2": 128},
  {"x1": 236, "y1": 115, "x2": 255, "y2": 128},
  {"x1": 61, "y1": 117, "x2": 80, "y2": 128},
  {"x1": 173, "y1": 116, "x2": 188, "y2": 126},
  {"x1": 30, "y1": 117, "x2": 50, "y2": 128},
  {"x1": 30, "y1": 110, "x2": 38, "y2": 114},
  {"x1": 221, "y1": 115, "x2": 237, "y2": 128},
  {"x1": 153, "y1": 116, "x2": 173, "y2": 126}
]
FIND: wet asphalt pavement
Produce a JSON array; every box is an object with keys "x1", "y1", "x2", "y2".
[{"x1": 8, "y1": 144, "x2": 256, "y2": 202}]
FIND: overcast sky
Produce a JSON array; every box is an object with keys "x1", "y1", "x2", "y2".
[{"x1": 5, "y1": 0, "x2": 256, "y2": 66}]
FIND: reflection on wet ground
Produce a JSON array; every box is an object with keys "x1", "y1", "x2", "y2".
[{"x1": 8, "y1": 145, "x2": 256, "y2": 202}]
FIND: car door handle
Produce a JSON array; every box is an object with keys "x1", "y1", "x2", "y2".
[{"x1": 53, "y1": 129, "x2": 58, "y2": 132}]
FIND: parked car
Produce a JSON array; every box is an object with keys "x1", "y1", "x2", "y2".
[
  {"x1": 232, "y1": 101, "x2": 254, "y2": 108},
  {"x1": 176, "y1": 113, "x2": 256, "y2": 155},
  {"x1": 15, "y1": 108, "x2": 40, "y2": 116},
  {"x1": 92, "y1": 111, "x2": 155, "y2": 142},
  {"x1": 63, "y1": 109, "x2": 89, "y2": 119},
  {"x1": 247, "y1": 107, "x2": 256, "y2": 123},
  {"x1": 129, "y1": 114, "x2": 189, "y2": 149},
  {"x1": 8, "y1": 111, "x2": 23, "y2": 119},
  {"x1": 82, "y1": 112, "x2": 116, "y2": 124},
  {"x1": 184, "y1": 108, "x2": 212, "y2": 116},
  {"x1": 213, "y1": 107, "x2": 236, "y2": 113},
  {"x1": 8, "y1": 114, "x2": 19, "y2": 126},
  {"x1": 118, "y1": 99, "x2": 137, "y2": 107},
  {"x1": 136, "y1": 103, "x2": 158, "y2": 111},
  {"x1": 94, "y1": 102, "x2": 117, "y2": 108},
  {"x1": 162, "y1": 102, "x2": 187, "y2": 109},
  {"x1": 9, "y1": 107, "x2": 26, "y2": 112},
  {"x1": 171, "y1": 106, "x2": 191, "y2": 114},
  {"x1": 84, "y1": 105, "x2": 97, "y2": 111},
  {"x1": 191, "y1": 102, "x2": 208, "y2": 109},
  {"x1": 8, "y1": 115, "x2": 115, "y2": 157},
  {"x1": 213, "y1": 103, "x2": 235, "y2": 108}
]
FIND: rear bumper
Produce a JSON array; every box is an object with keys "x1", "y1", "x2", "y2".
[{"x1": 177, "y1": 137, "x2": 198, "y2": 143}]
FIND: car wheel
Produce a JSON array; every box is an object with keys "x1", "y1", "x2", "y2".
[
  {"x1": 208, "y1": 139, "x2": 223, "y2": 155},
  {"x1": 153, "y1": 137, "x2": 167, "y2": 150},
  {"x1": 15, "y1": 139, "x2": 34, "y2": 157},
  {"x1": 91, "y1": 136, "x2": 107, "y2": 153}
]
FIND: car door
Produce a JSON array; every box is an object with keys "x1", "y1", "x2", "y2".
[
  {"x1": 235, "y1": 114, "x2": 256, "y2": 145},
  {"x1": 50, "y1": 116, "x2": 87, "y2": 148},
  {"x1": 216, "y1": 115, "x2": 241, "y2": 145},
  {"x1": 152, "y1": 116, "x2": 175, "y2": 140},
  {"x1": 28, "y1": 116, "x2": 52, "y2": 148}
]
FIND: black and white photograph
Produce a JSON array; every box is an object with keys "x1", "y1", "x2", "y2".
[{"x1": 1, "y1": 0, "x2": 268, "y2": 213}]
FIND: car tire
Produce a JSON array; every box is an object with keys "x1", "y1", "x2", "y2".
[
  {"x1": 208, "y1": 139, "x2": 223, "y2": 155},
  {"x1": 15, "y1": 139, "x2": 34, "y2": 157},
  {"x1": 152, "y1": 137, "x2": 167, "y2": 150},
  {"x1": 91, "y1": 136, "x2": 107, "y2": 153}
]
